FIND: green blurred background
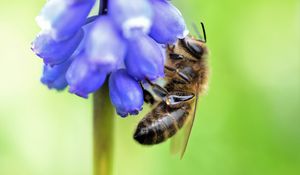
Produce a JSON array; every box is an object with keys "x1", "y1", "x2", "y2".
[{"x1": 0, "y1": 0, "x2": 299, "y2": 175}]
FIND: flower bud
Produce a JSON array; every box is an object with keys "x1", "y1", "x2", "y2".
[
  {"x1": 41, "y1": 58, "x2": 73, "y2": 90},
  {"x1": 109, "y1": 69, "x2": 144, "y2": 117},
  {"x1": 108, "y1": 0, "x2": 153, "y2": 38},
  {"x1": 125, "y1": 33, "x2": 164, "y2": 81},
  {"x1": 149, "y1": 0, "x2": 188, "y2": 44},
  {"x1": 66, "y1": 53, "x2": 107, "y2": 98},
  {"x1": 85, "y1": 16, "x2": 126, "y2": 73},
  {"x1": 71, "y1": 18, "x2": 97, "y2": 58},
  {"x1": 32, "y1": 30, "x2": 83, "y2": 66},
  {"x1": 36, "y1": 0, "x2": 95, "y2": 41}
]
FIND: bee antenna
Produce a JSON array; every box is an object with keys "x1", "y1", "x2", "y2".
[
  {"x1": 191, "y1": 22, "x2": 207, "y2": 43},
  {"x1": 201, "y1": 22, "x2": 207, "y2": 43}
]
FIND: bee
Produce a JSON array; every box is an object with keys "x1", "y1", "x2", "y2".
[{"x1": 134, "y1": 23, "x2": 209, "y2": 158}]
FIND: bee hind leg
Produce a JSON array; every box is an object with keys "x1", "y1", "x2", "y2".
[
  {"x1": 145, "y1": 79, "x2": 195, "y2": 108},
  {"x1": 165, "y1": 91, "x2": 195, "y2": 108}
]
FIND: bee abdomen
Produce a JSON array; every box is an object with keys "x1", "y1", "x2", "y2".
[{"x1": 134, "y1": 103, "x2": 190, "y2": 145}]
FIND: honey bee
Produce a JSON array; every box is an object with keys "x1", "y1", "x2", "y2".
[{"x1": 134, "y1": 23, "x2": 209, "y2": 158}]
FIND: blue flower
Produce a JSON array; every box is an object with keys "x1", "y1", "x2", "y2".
[
  {"x1": 66, "y1": 53, "x2": 107, "y2": 98},
  {"x1": 36, "y1": 0, "x2": 96, "y2": 41},
  {"x1": 149, "y1": 0, "x2": 188, "y2": 44},
  {"x1": 32, "y1": 0, "x2": 187, "y2": 117},
  {"x1": 85, "y1": 16, "x2": 126, "y2": 73},
  {"x1": 125, "y1": 32, "x2": 164, "y2": 80},
  {"x1": 31, "y1": 30, "x2": 83, "y2": 66},
  {"x1": 109, "y1": 69, "x2": 143, "y2": 117},
  {"x1": 109, "y1": 0, "x2": 153, "y2": 38},
  {"x1": 41, "y1": 58, "x2": 73, "y2": 90}
]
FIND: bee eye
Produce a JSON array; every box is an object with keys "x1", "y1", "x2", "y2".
[{"x1": 186, "y1": 41, "x2": 203, "y2": 58}]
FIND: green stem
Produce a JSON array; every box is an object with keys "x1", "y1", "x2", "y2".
[{"x1": 93, "y1": 83, "x2": 114, "y2": 175}]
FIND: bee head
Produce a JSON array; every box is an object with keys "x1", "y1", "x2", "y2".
[
  {"x1": 180, "y1": 37, "x2": 205, "y2": 59},
  {"x1": 180, "y1": 22, "x2": 207, "y2": 59}
]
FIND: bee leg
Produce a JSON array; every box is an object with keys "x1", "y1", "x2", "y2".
[
  {"x1": 145, "y1": 79, "x2": 196, "y2": 109},
  {"x1": 169, "y1": 53, "x2": 185, "y2": 61},
  {"x1": 167, "y1": 44, "x2": 176, "y2": 53},
  {"x1": 140, "y1": 82, "x2": 156, "y2": 105},
  {"x1": 143, "y1": 89, "x2": 156, "y2": 105},
  {"x1": 145, "y1": 79, "x2": 169, "y2": 100},
  {"x1": 144, "y1": 89, "x2": 156, "y2": 105},
  {"x1": 165, "y1": 91, "x2": 195, "y2": 108},
  {"x1": 164, "y1": 65, "x2": 192, "y2": 83}
]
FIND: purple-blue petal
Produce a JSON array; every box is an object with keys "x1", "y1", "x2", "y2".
[
  {"x1": 109, "y1": 69, "x2": 144, "y2": 117},
  {"x1": 125, "y1": 33, "x2": 165, "y2": 81},
  {"x1": 108, "y1": 0, "x2": 153, "y2": 38},
  {"x1": 149, "y1": 0, "x2": 188, "y2": 44},
  {"x1": 36, "y1": 0, "x2": 95, "y2": 41},
  {"x1": 85, "y1": 16, "x2": 126, "y2": 72},
  {"x1": 71, "y1": 18, "x2": 97, "y2": 58},
  {"x1": 31, "y1": 30, "x2": 83, "y2": 66},
  {"x1": 41, "y1": 58, "x2": 73, "y2": 90},
  {"x1": 66, "y1": 53, "x2": 107, "y2": 98}
]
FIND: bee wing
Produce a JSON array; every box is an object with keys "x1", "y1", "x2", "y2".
[{"x1": 170, "y1": 94, "x2": 199, "y2": 159}]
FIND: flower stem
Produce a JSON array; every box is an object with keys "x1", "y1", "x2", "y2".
[
  {"x1": 93, "y1": 83, "x2": 114, "y2": 175},
  {"x1": 93, "y1": 1, "x2": 112, "y2": 175}
]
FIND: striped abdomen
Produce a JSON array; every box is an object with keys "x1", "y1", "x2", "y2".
[{"x1": 134, "y1": 102, "x2": 191, "y2": 145}]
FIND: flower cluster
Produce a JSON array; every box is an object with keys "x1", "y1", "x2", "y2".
[{"x1": 32, "y1": 0, "x2": 187, "y2": 117}]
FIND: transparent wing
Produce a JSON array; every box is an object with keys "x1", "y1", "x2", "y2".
[{"x1": 170, "y1": 93, "x2": 199, "y2": 159}]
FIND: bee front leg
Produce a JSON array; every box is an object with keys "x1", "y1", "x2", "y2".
[
  {"x1": 164, "y1": 65, "x2": 192, "y2": 83},
  {"x1": 167, "y1": 44, "x2": 176, "y2": 53}
]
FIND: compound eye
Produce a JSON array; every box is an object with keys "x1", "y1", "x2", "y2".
[
  {"x1": 182, "y1": 38, "x2": 203, "y2": 58},
  {"x1": 186, "y1": 40, "x2": 203, "y2": 58}
]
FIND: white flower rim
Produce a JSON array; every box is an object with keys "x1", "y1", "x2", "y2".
[{"x1": 122, "y1": 16, "x2": 152, "y2": 38}]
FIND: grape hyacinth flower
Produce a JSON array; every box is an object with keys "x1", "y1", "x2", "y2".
[{"x1": 31, "y1": 0, "x2": 188, "y2": 117}]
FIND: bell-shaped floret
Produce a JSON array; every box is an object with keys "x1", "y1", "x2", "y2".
[
  {"x1": 41, "y1": 58, "x2": 73, "y2": 90},
  {"x1": 149, "y1": 0, "x2": 188, "y2": 44},
  {"x1": 125, "y1": 33, "x2": 165, "y2": 81},
  {"x1": 66, "y1": 53, "x2": 107, "y2": 98},
  {"x1": 36, "y1": 0, "x2": 95, "y2": 41},
  {"x1": 85, "y1": 16, "x2": 126, "y2": 73},
  {"x1": 108, "y1": 0, "x2": 153, "y2": 38},
  {"x1": 32, "y1": 30, "x2": 83, "y2": 66},
  {"x1": 109, "y1": 69, "x2": 144, "y2": 117}
]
